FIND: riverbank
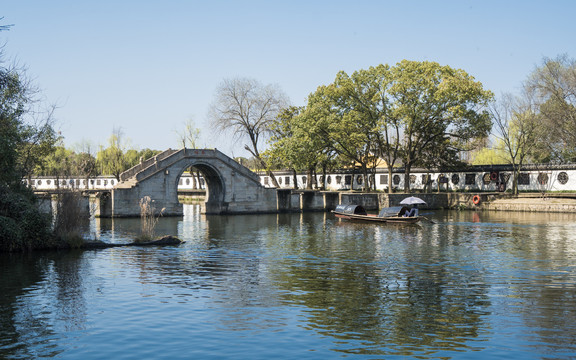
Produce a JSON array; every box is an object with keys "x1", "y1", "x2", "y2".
[
  {"x1": 177, "y1": 190, "x2": 576, "y2": 214},
  {"x1": 337, "y1": 191, "x2": 576, "y2": 214}
]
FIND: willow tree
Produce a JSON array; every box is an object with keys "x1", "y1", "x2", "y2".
[
  {"x1": 389, "y1": 60, "x2": 493, "y2": 192},
  {"x1": 96, "y1": 128, "x2": 129, "y2": 181},
  {"x1": 208, "y1": 77, "x2": 289, "y2": 187}
]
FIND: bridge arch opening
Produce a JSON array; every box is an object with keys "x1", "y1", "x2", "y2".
[{"x1": 176, "y1": 162, "x2": 226, "y2": 214}]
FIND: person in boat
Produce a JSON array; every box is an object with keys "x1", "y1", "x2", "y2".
[
  {"x1": 403, "y1": 204, "x2": 419, "y2": 217},
  {"x1": 397, "y1": 207, "x2": 409, "y2": 217}
]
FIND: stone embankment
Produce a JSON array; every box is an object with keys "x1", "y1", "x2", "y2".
[{"x1": 481, "y1": 196, "x2": 576, "y2": 213}]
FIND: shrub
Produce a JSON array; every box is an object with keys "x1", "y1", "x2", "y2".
[
  {"x1": 0, "y1": 185, "x2": 53, "y2": 251},
  {"x1": 0, "y1": 216, "x2": 23, "y2": 251}
]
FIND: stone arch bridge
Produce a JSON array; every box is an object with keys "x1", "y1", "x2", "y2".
[{"x1": 93, "y1": 148, "x2": 279, "y2": 217}]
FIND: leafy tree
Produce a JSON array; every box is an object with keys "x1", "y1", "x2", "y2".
[
  {"x1": 0, "y1": 58, "x2": 58, "y2": 186},
  {"x1": 96, "y1": 128, "x2": 128, "y2": 181},
  {"x1": 208, "y1": 77, "x2": 289, "y2": 187},
  {"x1": 266, "y1": 106, "x2": 332, "y2": 189},
  {"x1": 73, "y1": 141, "x2": 99, "y2": 180},
  {"x1": 291, "y1": 61, "x2": 492, "y2": 192},
  {"x1": 36, "y1": 144, "x2": 73, "y2": 176},
  {"x1": 303, "y1": 84, "x2": 378, "y2": 191},
  {"x1": 389, "y1": 60, "x2": 493, "y2": 191},
  {"x1": 0, "y1": 23, "x2": 58, "y2": 251},
  {"x1": 326, "y1": 65, "x2": 401, "y2": 192}
]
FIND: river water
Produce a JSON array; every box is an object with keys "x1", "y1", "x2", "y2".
[{"x1": 1, "y1": 205, "x2": 576, "y2": 359}]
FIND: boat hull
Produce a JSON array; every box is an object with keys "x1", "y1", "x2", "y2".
[{"x1": 333, "y1": 212, "x2": 421, "y2": 224}]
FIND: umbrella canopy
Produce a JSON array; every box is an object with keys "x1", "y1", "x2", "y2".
[{"x1": 400, "y1": 196, "x2": 427, "y2": 205}]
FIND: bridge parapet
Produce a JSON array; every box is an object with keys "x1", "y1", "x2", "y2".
[{"x1": 119, "y1": 148, "x2": 179, "y2": 182}]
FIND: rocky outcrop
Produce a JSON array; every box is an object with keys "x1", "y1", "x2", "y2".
[{"x1": 82, "y1": 235, "x2": 185, "y2": 249}]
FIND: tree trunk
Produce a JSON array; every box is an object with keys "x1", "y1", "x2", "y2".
[
  {"x1": 362, "y1": 165, "x2": 370, "y2": 192},
  {"x1": 306, "y1": 168, "x2": 313, "y2": 189},
  {"x1": 404, "y1": 164, "x2": 412, "y2": 193},
  {"x1": 512, "y1": 164, "x2": 519, "y2": 196},
  {"x1": 321, "y1": 164, "x2": 327, "y2": 190},
  {"x1": 292, "y1": 169, "x2": 298, "y2": 190},
  {"x1": 311, "y1": 168, "x2": 318, "y2": 189},
  {"x1": 267, "y1": 169, "x2": 280, "y2": 187}
]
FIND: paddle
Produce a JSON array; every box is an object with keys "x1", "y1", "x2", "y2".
[{"x1": 420, "y1": 216, "x2": 436, "y2": 224}]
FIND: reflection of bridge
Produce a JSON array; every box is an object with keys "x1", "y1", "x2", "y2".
[{"x1": 94, "y1": 148, "x2": 278, "y2": 217}]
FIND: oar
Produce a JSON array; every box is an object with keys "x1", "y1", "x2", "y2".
[{"x1": 421, "y1": 216, "x2": 436, "y2": 224}]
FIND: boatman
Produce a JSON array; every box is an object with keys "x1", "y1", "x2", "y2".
[{"x1": 404, "y1": 204, "x2": 419, "y2": 217}]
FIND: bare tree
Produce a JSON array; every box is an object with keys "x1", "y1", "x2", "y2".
[
  {"x1": 208, "y1": 77, "x2": 289, "y2": 187},
  {"x1": 490, "y1": 93, "x2": 541, "y2": 195},
  {"x1": 525, "y1": 54, "x2": 576, "y2": 162}
]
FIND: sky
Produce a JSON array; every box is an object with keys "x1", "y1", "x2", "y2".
[{"x1": 2, "y1": 0, "x2": 575, "y2": 158}]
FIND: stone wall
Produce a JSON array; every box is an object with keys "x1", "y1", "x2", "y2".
[{"x1": 339, "y1": 193, "x2": 380, "y2": 210}]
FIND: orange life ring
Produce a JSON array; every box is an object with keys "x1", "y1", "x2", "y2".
[{"x1": 472, "y1": 195, "x2": 481, "y2": 205}]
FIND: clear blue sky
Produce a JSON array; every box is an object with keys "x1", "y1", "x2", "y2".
[{"x1": 2, "y1": 0, "x2": 575, "y2": 157}]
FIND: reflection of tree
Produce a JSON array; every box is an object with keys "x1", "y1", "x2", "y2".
[
  {"x1": 0, "y1": 251, "x2": 88, "y2": 358},
  {"x1": 0, "y1": 253, "x2": 44, "y2": 358},
  {"x1": 502, "y1": 221, "x2": 576, "y2": 354},
  {"x1": 268, "y1": 220, "x2": 490, "y2": 356},
  {"x1": 434, "y1": 210, "x2": 576, "y2": 356}
]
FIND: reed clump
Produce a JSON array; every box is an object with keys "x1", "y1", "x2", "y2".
[
  {"x1": 136, "y1": 196, "x2": 165, "y2": 243},
  {"x1": 52, "y1": 190, "x2": 90, "y2": 248}
]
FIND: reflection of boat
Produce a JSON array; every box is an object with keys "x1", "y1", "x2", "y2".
[{"x1": 332, "y1": 204, "x2": 421, "y2": 224}]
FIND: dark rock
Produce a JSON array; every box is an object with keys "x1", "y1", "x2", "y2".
[{"x1": 137, "y1": 235, "x2": 185, "y2": 246}]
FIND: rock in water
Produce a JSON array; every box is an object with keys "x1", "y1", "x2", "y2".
[{"x1": 146, "y1": 235, "x2": 185, "y2": 246}]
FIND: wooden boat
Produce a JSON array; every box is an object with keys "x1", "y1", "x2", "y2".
[{"x1": 332, "y1": 204, "x2": 421, "y2": 224}]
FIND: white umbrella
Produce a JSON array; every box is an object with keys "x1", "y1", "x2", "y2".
[{"x1": 399, "y1": 196, "x2": 427, "y2": 205}]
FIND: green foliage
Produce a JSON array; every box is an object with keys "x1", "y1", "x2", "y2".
[
  {"x1": 96, "y1": 130, "x2": 161, "y2": 180},
  {"x1": 389, "y1": 60, "x2": 493, "y2": 190},
  {"x1": 0, "y1": 45, "x2": 60, "y2": 251},
  {"x1": 471, "y1": 146, "x2": 508, "y2": 165},
  {"x1": 0, "y1": 185, "x2": 53, "y2": 251},
  {"x1": 267, "y1": 60, "x2": 492, "y2": 191},
  {"x1": 0, "y1": 59, "x2": 59, "y2": 186}
]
